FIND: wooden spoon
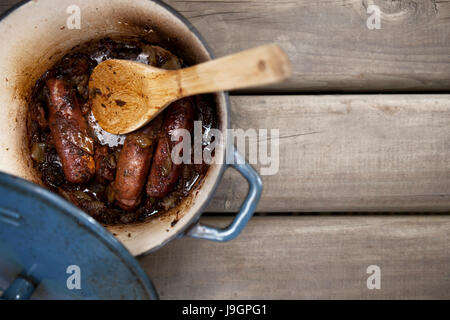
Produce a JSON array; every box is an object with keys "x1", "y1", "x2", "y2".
[{"x1": 89, "y1": 44, "x2": 292, "y2": 134}]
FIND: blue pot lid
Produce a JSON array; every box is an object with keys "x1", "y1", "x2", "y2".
[{"x1": 0, "y1": 172, "x2": 157, "y2": 300}]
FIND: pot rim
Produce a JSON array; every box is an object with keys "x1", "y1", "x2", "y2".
[{"x1": 0, "y1": 0, "x2": 231, "y2": 256}]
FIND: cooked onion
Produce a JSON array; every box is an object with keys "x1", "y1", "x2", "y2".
[
  {"x1": 73, "y1": 190, "x2": 93, "y2": 202},
  {"x1": 106, "y1": 184, "x2": 115, "y2": 204},
  {"x1": 31, "y1": 143, "x2": 46, "y2": 163},
  {"x1": 161, "y1": 155, "x2": 172, "y2": 177},
  {"x1": 135, "y1": 135, "x2": 153, "y2": 149},
  {"x1": 160, "y1": 57, "x2": 181, "y2": 70},
  {"x1": 160, "y1": 194, "x2": 177, "y2": 210}
]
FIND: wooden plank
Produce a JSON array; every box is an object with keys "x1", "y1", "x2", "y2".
[
  {"x1": 139, "y1": 216, "x2": 450, "y2": 299},
  {"x1": 0, "y1": 0, "x2": 11, "y2": 12},
  {"x1": 2, "y1": 0, "x2": 450, "y2": 92},
  {"x1": 169, "y1": 0, "x2": 450, "y2": 93},
  {"x1": 2, "y1": 1, "x2": 450, "y2": 212},
  {"x1": 206, "y1": 95, "x2": 450, "y2": 212}
]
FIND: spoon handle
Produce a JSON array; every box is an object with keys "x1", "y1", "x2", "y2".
[{"x1": 176, "y1": 44, "x2": 292, "y2": 96}]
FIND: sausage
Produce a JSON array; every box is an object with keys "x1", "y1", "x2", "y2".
[
  {"x1": 146, "y1": 136, "x2": 181, "y2": 199},
  {"x1": 113, "y1": 115, "x2": 163, "y2": 210},
  {"x1": 46, "y1": 79, "x2": 95, "y2": 184},
  {"x1": 146, "y1": 98, "x2": 194, "y2": 198}
]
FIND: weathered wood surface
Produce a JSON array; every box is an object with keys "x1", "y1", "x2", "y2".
[
  {"x1": 139, "y1": 216, "x2": 450, "y2": 299},
  {"x1": 206, "y1": 95, "x2": 450, "y2": 212},
  {"x1": 4, "y1": 0, "x2": 450, "y2": 92},
  {"x1": 1, "y1": 2, "x2": 449, "y2": 211},
  {"x1": 1, "y1": 0, "x2": 449, "y2": 300},
  {"x1": 169, "y1": 0, "x2": 450, "y2": 93}
]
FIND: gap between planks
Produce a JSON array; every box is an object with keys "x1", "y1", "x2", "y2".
[
  {"x1": 1, "y1": 1, "x2": 450, "y2": 212},
  {"x1": 1, "y1": 0, "x2": 448, "y2": 299}
]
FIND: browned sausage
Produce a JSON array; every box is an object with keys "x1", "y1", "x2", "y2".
[
  {"x1": 46, "y1": 78, "x2": 95, "y2": 184},
  {"x1": 113, "y1": 115, "x2": 163, "y2": 210},
  {"x1": 146, "y1": 98, "x2": 194, "y2": 198}
]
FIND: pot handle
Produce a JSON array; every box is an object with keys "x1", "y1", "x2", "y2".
[{"x1": 185, "y1": 146, "x2": 263, "y2": 242}]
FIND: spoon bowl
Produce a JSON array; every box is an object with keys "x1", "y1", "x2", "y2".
[{"x1": 89, "y1": 44, "x2": 292, "y2": 134}]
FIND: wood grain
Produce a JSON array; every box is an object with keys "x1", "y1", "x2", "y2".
[
  {"x1": 2, "y1": 0, "x2": 450, "y2": 93},
  {"x1": 168, "y1": 0, "x2": 450, "y2": 93},
  {"x1": 1, "y1": 0, "x2": 449, "y2": 301},
  {"x1": 207, "y1": 95, "x2": 450, "y2": 212},
  {"x1": 139, "y1": 216, "x2": 450, "y2": 299},
  {"x1": 1, "y1": 0, "x2": 450, "y2": 211}
]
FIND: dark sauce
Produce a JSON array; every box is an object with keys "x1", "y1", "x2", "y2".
[{"x1": 28, "y1": 38, "x2": 217, "y2": 225}]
